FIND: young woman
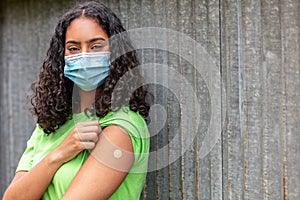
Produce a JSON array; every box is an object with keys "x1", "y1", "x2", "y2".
[{"x1": 3, "y1": 1, "x2": 150, "y2": 199}]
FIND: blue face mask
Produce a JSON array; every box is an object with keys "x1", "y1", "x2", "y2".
[{"x1": 64, "y1": 51, "x2": 111, "y2": 91}]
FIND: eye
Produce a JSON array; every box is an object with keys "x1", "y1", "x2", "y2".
[
  {"x1": 68, "y1": 46, "x2": 80, "y2": 53},
  {"x1": 91, "y1": 44, "x2": 104, "y2": 51}
]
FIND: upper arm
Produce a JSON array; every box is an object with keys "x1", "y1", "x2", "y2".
[{"x1": 62, "y1": 126, "x2": 134, "y2": 200}]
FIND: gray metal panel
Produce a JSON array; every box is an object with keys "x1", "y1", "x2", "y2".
[
  {"x1": 177, "y1": 0, "x2": 198, "y2": 199},
  {"x1": 241, "y1": 0, "x2": 264, "y2": 198},
  {"x1": 165, "y1": 1, "x2": 184, "y2": 199},
  {"x1": 280, "y1": 0, "x2": 300, "y2": 199},
  {"x1": 221, "y1": 0, "x2": 245, "y2": 199},
  {"x1": 260, "y1": 1, "x2": 284, "y2": 199}
]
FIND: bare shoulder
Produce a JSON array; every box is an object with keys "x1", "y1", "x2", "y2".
[{"x1": 100, "y1": 125, "x2": 134, "y2": 152}]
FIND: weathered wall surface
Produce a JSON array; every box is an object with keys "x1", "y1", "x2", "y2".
[{"x1": 0, "y1": 0, "x2": 299, "y2": 199}]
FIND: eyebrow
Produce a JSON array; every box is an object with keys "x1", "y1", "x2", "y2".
[
  {"x1": 65, "y1": 37, "x2": 106, "y2": 45},
  {"x1": 87, "y1": 37, "x2": 106, "y2": 43}
]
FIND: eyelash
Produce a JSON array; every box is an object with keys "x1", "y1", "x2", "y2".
[
  {"x1": 91, "y1": 45, "x2": 104, "y2": 50},
  {"x1": 68, "y1": 47, "x2": 80, "y2": 52}
]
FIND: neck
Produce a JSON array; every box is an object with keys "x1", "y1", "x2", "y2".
[{"x1": 79, "y1": 89, "x2": 97, "y2": 112}]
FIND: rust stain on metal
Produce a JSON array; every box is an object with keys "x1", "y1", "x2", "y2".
[
  {"x1": 283, "y1": 172, "x2": 287, "y2": 200},
  {"x1": 262, "y1": 104, "x2": 269, "y2": 200},
  {"x1": 281, "y1": 103, "x2": 287, "y2": 200},
  {"x1": 281, "y1": 58, "x2": 287, "y2": 200},
  {"x1": 227, "y1": 120, "x2": 232, "y2": 200},
  {"x1": 228, "y1": 180, "x2": 231, "y2": 200}
]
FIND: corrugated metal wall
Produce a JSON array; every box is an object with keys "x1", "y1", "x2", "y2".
[{"x1": 0, "y1": 0, "x2": 299, "y2": 199}]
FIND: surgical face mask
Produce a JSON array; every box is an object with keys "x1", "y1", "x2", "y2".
[{"x1": 64, "y1": 51, "x2": 111, "y2": 91}]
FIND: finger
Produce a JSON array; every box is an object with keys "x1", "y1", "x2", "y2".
[
  {"x1": 77, "y1": 125, "x2": 101, "y2": 134},
  {"x1": 77, "y1": 120, "x2": 99, "y2": 127},
  {"x1": 78, "y1": 132, "x2": 99, "y2": 143},
  {"x1": 81, "y1": 141, "x2": 96, "y2": 150}
]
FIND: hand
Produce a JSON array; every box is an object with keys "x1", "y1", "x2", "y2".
[{"x1": 50, "y1": 120, "x2": 102, "y2": 164}]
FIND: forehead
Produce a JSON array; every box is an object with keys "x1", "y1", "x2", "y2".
[{"x1": 65, "y1": 17, "x2": 108, "y2": 41}]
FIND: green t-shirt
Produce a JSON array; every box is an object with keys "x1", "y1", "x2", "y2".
[{"x1": 16, "y1": 107, "x2": 150, "y2": 200}]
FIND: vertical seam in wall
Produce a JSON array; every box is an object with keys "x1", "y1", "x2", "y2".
[
  {"x1": 278, "y1": 0, "x2": 288, "y2": 199},
  {"x1": 219, "y1": 0, "x2": 224, "y2": 199},
  {"x1": 8, "y1": 6, "x2": 13, "y2": 185},
  {"x1": 236, "y1": 0, "x2": 246, "y2": 199},
  {"x1": 191, "y1": 0, "x2": 199, "y2": 199},
  {"x1": 260, "y1": 1, "x2": 269, "y2": 199},
  {"x1": 176, "y1": 0, "x2": 184, "y2": 199},
  {"x1": 237, "y1": 0, "x2": 243, "y2": 143}
]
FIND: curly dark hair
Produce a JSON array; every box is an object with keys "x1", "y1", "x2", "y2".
[{"x1": 31, "y1": 1, "x2": 150, "y2": 134}]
